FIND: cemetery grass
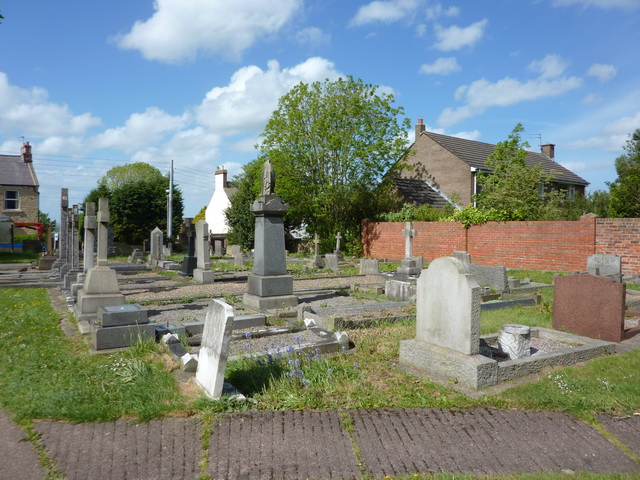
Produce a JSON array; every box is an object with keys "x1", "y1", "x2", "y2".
[
  {"x1": 0, "y1": 251, "x2": 41, "y2": 263},
  {"x1": 0, "y1": 288, "x2": 186, "y2": 423}
]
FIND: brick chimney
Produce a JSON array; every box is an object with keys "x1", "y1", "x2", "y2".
[
  {"x1": 215, "y1": 166, "x2": 228, "y2": 189},
  {"x1": 21, "y1": 141, "x2": 32, "y2": 163},
  {"x1": 415, "y1": 118, "x2": 426, "y2": 140},
  {"x1": 541, "y1": 143, "x2": 555, "y2": 159}
]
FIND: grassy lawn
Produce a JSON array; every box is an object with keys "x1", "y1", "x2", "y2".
[{"x1": 0, "y1": 251, "x2": 42, "y2": 263}]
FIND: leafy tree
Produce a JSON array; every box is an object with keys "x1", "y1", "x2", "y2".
[
  {"x1": 586, "y1": 190, "x2": 610, "y2": 217},
  {"x1": 82, "y1": 163, "x2": 183, "y2": 244},
  {"x1": 258, "y1": 76, "x2": 411, "y2": 254},
  {"x1": 110, "y1": 176, "x2": 183, "y2": 244},
  {"x1": 99, "y1": 162, "x2": 165, "y2": 191},
  {"x1": 225, "y1": 159, "x2": 262, "y2": 250},
  {"x1": 608, "y1": 130, "x2": 640, "y2": 217},
  {"x1": 475, "y1": 123, "x2": 564, "y2": 221},
  {"x1": 193, "y1": 206, "x2": 207, "y2": 223}
]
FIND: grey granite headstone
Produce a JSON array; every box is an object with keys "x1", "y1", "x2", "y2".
[
  {"x1": 195, "y1": 300, "x2": 235, "y2": 398},
  {"x1": 587, "y1": 254, "x2": 622, "y2": 282},
  {"x1": 360, "y1": 258, "x2": 380, "y2": 275},
  {"x1": 193, "y1": 220, "x2": 214, "y2": 283}
]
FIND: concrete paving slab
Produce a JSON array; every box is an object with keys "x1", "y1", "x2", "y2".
[
  {"x1": 597, "y1": 414, "x2": 640, "y2": 457},
  {"x1": 0, "y1": 410, "x2": 45, "y2": 480},
  {"x1": 349, "y1": 408, "x2": 640, "y2": 478},
  {"x1": 34, "y1": 417, "x2": 202, "y2": 480},
  {"x1": 208, "y1": 410, "x2": 360, "y2": 480}
]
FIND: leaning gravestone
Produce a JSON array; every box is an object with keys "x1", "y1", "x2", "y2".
[
  {"x1": 553, "y1": 273, "x2": 628, "y2": 342},
  {"x1": 75, "y1": 198, "x2": 125, "y2": 324},
  {"x1": 196, "y1": 300, "x2": 235, "y2": 398},
  {"x1": 587, "y1": 254, "x2": 622, "y2": 283},
  {"x1": 243, "y1": 159, "x2": 298, "y2": 309},
  {"x1": 193, "y1": 220, "x2": 214, "y2": 284}
]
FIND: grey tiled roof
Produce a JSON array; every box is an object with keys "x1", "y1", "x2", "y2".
[
  {"x1": 424, "y1": 131, "x2": 589, "y2": 186},
  {"x1": 1, "y1": 155, "x2": 39, "y2": 187},
  {"x1": 392, "y1": 178, "x2": 450, "y2": 208}
]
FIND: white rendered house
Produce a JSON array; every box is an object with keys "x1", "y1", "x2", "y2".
[{"x1": 205, "y1": 167, "x2": 236, "y2": 249}]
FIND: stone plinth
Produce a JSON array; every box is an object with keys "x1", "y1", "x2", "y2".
[{"x1": 194, "y1": 268, "x2": 215, "y2": 284}]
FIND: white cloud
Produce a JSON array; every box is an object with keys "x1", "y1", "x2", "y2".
[
  {"x1": 587, "y1": 63, "x2": 618, "y2": 83},
  {"x1": 195, "y1": 57, "x2": 343, "y2": 136},
  {"x1": 295, "y1": 27, "x2": 331, "y2": 47},
  {"x1": 551, "y1": 0, "x2": 640, "y2": 10},
  {"x1": 426, "y1": 3, "x2": 460, "y2": 20},
  {"x1": 559, "y1": 161, "x2": 588, "y2": 172},
  {"x1": 437, "y1": 55, "x2": 583, "y2": 127},
  {"x1": 115, "y1": 0, "x2": 302, "y2": 62},
  {"x1": 433, "y1": 19, "x2": 488, "y2": 51},
  {"x1": 567, "y1": 111, "x2": 640, "y2": 151},
  {"x1": 350, "y1": 0, "x2": 420, "y2": 26},
  {"x1": 528, "y1": 54, "x2": 568, "y2": 79},
  {"x1": 92, "y1": 107, "x2": 189, "y2": 153},
  {"x1": 0, "y1": 73, "x2": 101, "y2": 138},
  {"x1": 581, "y1": 93, "x2": 603, "y2": 104},
  {"x1": 419, "y1": 57, "x2": 461, "y2": 75}
]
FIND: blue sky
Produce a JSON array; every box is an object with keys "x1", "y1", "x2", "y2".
[{"x1": 1, "y1": 0, "x2": 639, "y2": 224}]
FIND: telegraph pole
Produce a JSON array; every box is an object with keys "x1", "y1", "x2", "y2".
[{"x1": 167, "y1": 159, "x2": 174, "y2": 239}]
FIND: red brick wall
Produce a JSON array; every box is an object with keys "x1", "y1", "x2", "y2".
[
  {"x1": 596, "y1": 218, "x2": 640, "y2": 274},
  {"x1": 362, "y1": 216, "x2": 640, "y2": 274}
]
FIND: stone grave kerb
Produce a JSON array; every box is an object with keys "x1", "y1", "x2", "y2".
[{"x1": 415, "y1": 256, "x2": 481, "y2": 355}]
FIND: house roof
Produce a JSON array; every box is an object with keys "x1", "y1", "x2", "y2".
[
  {"x1": 1, "y1": 154, "x2": 39, "y2": 187},
  {"x1": 392, "y1": 178, "x2": 451, "y2": 209},
  {"x1": 422, "y1": 131, "x2": 589, "y2": 186}
]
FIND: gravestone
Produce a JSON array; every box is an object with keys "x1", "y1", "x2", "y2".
[
  {"x1": 234, "y1": 252, "x2": 245, "y2": 268},
  {"x1": 312, "y1": 233, "x2": 323, "y2": 268},
  {"x1": 53, "y1": 189, "x2": 69, "y2": 272},
  {"x1": 334, "y1": 232, "x2": 343, "y2": 259},
  {"x1": 229, "y1": 245, "x2": 241, "y2": 256},
  {"x1": 324, "y1": 253, "x2": 340, "y2": 272},
  {"x1": 360, "y1": 258, "x2": 380, "y2": 275},
  {"x1": 195, "y1": 300, "x2": 235, "y2": 398},
  {"x1": 91, "y1": 304, "x2": 154, "y2": 350},
  {"x1": 63, "y1": 205, "x2": 83, "y2": 290},
  {"x1": 181, "y1": 222, "x2": 197, "y2": 276},
  {"x1": 399, "y1": 257, "x2": 495, "y2": 389},
  {"x1": 75, "y1": 198, "x2": 125, "y2": 323},
  {"x1": 71, "y1": 202, "x2": 96, "y2": 300},
  {"x1": 397, "y1": 222, "x2": 421, "y2": 276},
  {"x1": 127, "y1": 248, "x2": 144, "y2": 264},
  {"x1": 454, "y1": 251, "x2": 509, "y2": 293},
  {"x1": 193, "y1": 220, "x2": 214, "y2": 284},
  {"x1": 148, "y1": 227, "x2": 164, "y2": 267},
  {"x1": 553, "y1": 273, "x2": 627, "y2": 342},
  {"x1": 587, "y1": 254, "x2": 622, "y2": 282},
  {"x1": 214, "y1": 240, "x2": 223, "y2": 257},
  {"x1": 243, "y1": 159, "x2": 298, "y2": 309}
]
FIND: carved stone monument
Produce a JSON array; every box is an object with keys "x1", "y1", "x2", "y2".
[
  {"x1": 181, "y1": 221, "x2": 197, "y2": 277},
  {"x1": 75, "y1": 198, "x2": 125, "y2": 323},
  {"x1": 243, "y1": 160, "x2": 298, "y2": 309},
  {"x1": 397, "y1": 222, "x2": 421, "y2": 276},
  {"x1": 53, "y1": 188, "x2": 69, "y2": 272},
  {"x1": 193, "y1": 220, "x2": 215, "y2": 284}
]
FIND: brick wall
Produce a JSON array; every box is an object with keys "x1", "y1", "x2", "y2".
[
  {"x1": 362, "y1": 216, "x2": 640, "y2": 274},
  {"x1": 595, "y1": 218, "x2": 640, "y2": 274}
]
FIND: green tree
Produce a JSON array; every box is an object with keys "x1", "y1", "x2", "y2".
[
  {"x1": 225, "y1": 159, "x2": 261, "y2": 250},
  {"x1": 475, "y1": 123, "x2": 563, "y2": 221},
  {"x1": 258, "y1": 76, "x2": 411, "y2": 254},
  {"x1": 110, "y1": 176, "x2": 183, "y2": 244},
  {"x1": 608, "y1": 130, "x2": 640, "y2": 217},
  {"x1": 585, "y1": 190, "x2": 610, "y2": 217},
  {"x1": 82, "y1": 164, "x2": 183, "y2": 244},
  {"x1": 193, "y1": 206, "x2": 207, "y2": 223},
  {"x1": 99, "y1": 162, "x2": 165, "y2": 191}
]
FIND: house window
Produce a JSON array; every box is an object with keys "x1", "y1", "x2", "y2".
[
  {"x1": 4, "y1": 190, "x2": 19, "y2": 210},
  {"x1": 567, "y1": 185, "x2": 576, "y2": 200}
]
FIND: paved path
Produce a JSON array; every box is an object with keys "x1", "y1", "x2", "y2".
[{"x1": 1, "y1": 408, "x2": 636, "y2": 480}]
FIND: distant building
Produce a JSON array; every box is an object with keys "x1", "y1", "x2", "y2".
[
  {"x1": 1, "y1": 142, "x2": 40, "y2": 233},
  {"x1": 205, "y1": 166, "x2": 236, "y2": 251},
  {"x1": 392, "y1": 120, "x2": 589, "y2": 208}
]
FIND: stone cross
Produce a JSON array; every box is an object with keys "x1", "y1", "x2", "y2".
[
  {"x1": 402, "y1": 222, "x2": 417, "y2": 259},
  {"x1": 314, "y1": 233, "x2": 321, "y2": 257},
  {"x1": 83, "y1": 202, "x2": 96, "y2": 272},
  {"x1": 71, "y1": 205, "x2": 80, "y2": 269},
  {"x1": 59, "y1": 189, "x2": 68, "y2": 260},
  {"x1": 335, "y1": 232, "x2": 342, "y2": 254},
  {"x1": 196, "y1": 220, "x2": 211, "y2": 270},
  {"x1": 96, "y1": 198, "x2": 110, "y2": 267}
]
